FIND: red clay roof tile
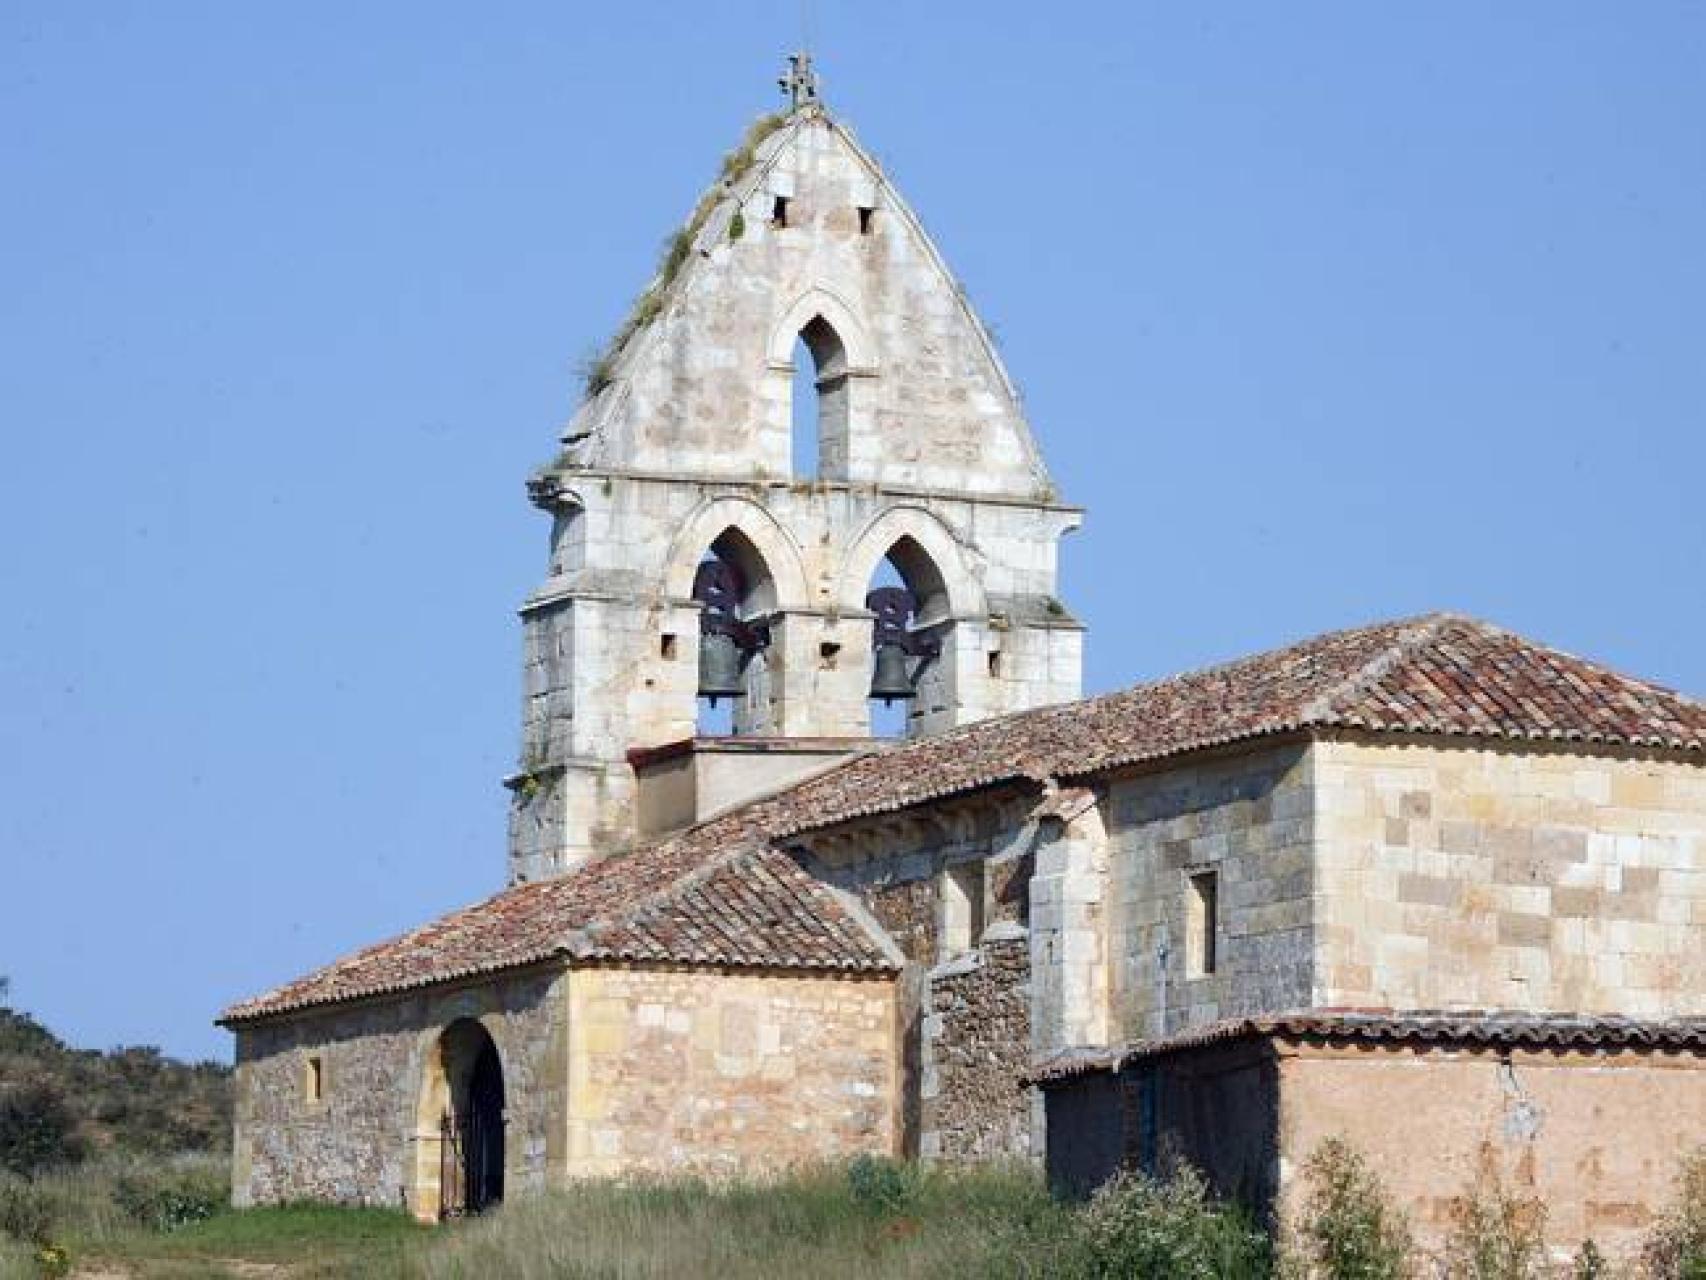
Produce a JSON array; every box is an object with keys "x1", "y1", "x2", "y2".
[{"x1": 222, "y1": 614, "x2": 1704, "y2": 1024}]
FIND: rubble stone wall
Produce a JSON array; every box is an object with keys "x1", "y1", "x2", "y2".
[
  {"x1": 230, "y1": 967, "x2": 567, "y2": 1220},
  {"x1": 922, "y1": 934, "x2": 1032, "y2": 1160}
]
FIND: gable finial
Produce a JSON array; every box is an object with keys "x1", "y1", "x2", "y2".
[{"x1": 778, "y1": 51, "x2": 820, "y2": 111}]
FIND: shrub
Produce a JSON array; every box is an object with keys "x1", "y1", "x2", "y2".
[
  {"x1": 0, "y1": 1237, "x2": 38, "y2": 1280},
  {"x1": 1441, "y1": 1151, "x2": 1547, "y2": 1280},
  {"x1": 0, "y1": 1083, "x2": 84, "y2": 1180},
  {"x1": 847, "y1": 1154, "x2": 918, "y2": 1216},
  {"x1": 1073, "y1": 1165, "x2": 1272, "y2": 1280},
  {"x1": 1571, "y1": 1239, "x2": 1608, "y2": 1279},
  {"x1": 1290, "y1": 1137, "x2": 1413, "y2": 1279},
  {"x1": 30, "y1": 1243, "x2": 68, "y2": 1279},
  {"x1": 111, "y1": 1160, "x2": 227, "y2": 1232},
  {"x1": 0, "y1": 1178, "x2": 53, "y2": 1245},
  {"x1": 1643, "y1": 1147, "x2": 1706, "y2": 1280}
]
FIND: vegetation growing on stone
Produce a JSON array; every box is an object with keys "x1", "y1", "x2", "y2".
[{"x1": 580, "y1": 112, "x2": 787, "y2": 401}]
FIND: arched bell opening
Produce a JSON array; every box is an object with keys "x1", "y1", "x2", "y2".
[
  {"x1": 417, "y1": 1019, "x2": 505, "y2": 1221},
  {"x1": 693, "y1": 527, "x2": 778, "y2": 737},
  {"x1": 791, "y1": 314, "x2": 849, "y2": 480},
  {"x1": 865, "y1": 536, "x2": 952, "y2": 739}
]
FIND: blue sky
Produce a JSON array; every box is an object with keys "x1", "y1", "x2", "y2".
[{"x1": 2, "y1": 4, "x2": 1702, "y2": 1062}]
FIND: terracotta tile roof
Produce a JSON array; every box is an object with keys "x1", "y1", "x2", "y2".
[
  {"x1": 220, "y1": 841, "x2": 898, "y2": 1024},
  {"x1": 223, "y1": 613, "x2": 1705, "y2": 1024},
  {"x1": 1027, "y1": 1010, "x2": 1706, "y2": 1083}
]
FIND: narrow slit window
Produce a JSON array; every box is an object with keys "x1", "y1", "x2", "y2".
[
  {"x1": 305, "y1": 1055, "x2": 324, "y2": 1103},
  {"x1": 987, "y1": 650, "x2": 1002, "y2": 678},
  {"x1": 942, "y1": 861, "x2": 986, "y2": 955},
  {"x1": 1187, "y1": 870, "x2": 1218, "y2": 977},
  {"x1": 858, "y1": 206, "x2": 874, "y2": 235},
  {"x1": 771, "y1": 195, "x2": 790, "y2": 227}
]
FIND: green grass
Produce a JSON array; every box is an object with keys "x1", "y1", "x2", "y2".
[{"x1": 74, "y1": 1204, "x2": 427, "y2": 1279}]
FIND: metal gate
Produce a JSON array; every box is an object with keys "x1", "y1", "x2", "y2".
[
  {"x1": 438, "y1": 1112, "x2": 467, "y2": 1220},
  {"x1": 438, "y1": 1042, "x2": 504, "y2": 1220}
]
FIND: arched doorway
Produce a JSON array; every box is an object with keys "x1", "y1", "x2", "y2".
[{"x1": 421, "y1": 1019, "x2": 505, "y2": 1219}]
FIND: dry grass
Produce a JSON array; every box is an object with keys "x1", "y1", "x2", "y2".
[{"x1": 401, "y1": 1162, "x2": 1065, "y2": 1280}]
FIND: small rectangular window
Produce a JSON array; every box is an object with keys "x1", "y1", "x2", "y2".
[
  {"x1": 305, "y1": 1055, "x2": 324, "y2": 1103},
  {"x1": 771, "y1": 195, "x2": 790, "y2": 227},
  {"x1": 987, "y1": 650, "x2": 1002, "y2": 678},
  {"x1": 1187, "y1": 871, "x2": 1218, "y2": 977},
  {"x1": 660, "y1": 633, "x2": 679, "y2": 660},
  {"x1": 858, "y1": 206, "x2": 875, "y2": 235},
  {"x1": 942, "y1": 861, "x2": 986, "y2": 955}
]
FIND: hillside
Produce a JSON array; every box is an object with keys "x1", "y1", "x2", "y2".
[{"x1": 0, "y1": 980, "x2": 229, "y2": 1165}]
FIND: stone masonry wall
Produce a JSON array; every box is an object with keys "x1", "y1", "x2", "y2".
[
  {"x1": 508, "y1": 106, "x2": 1085, "y2": 881},
  {"x1": 1104, "y1": 742, "x2": 1317, "y2": 1042},
  {"x1": 564, "y1": 965, "x2": 896, "y2": 1177},
  {"x1": 922, "y1": 934, "x2": 1032, "y2": 1160},
  {"x1": 231, "y1": 968, "x2": 567, "y2": 1218},
  {"x1": 1275, "y1": 1043, "x2": 1706, "y2": 1264},
  {"x1": 814, "y1": 803, "x2": 1042, "y2": 1161},
  {"x1": 1312, "y1": 737, "x2": 1706, "y2": 1014}
]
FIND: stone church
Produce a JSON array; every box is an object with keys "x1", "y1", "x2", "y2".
[{"x1": 222, "y1": 61, "x2": 1706, "y2": 1257}]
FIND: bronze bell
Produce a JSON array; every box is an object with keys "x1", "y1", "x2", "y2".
[
  {"x1": 698, "y1": 631, "x2": 745, "y2": 704},
  {"x1": 869, "y1": 642, "x2": 916, "y2": 704}
]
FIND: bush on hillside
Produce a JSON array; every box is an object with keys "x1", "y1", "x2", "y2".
[
  {"x1": 0, "y1": 992, "x2": 230, "y2": 1158},
  {"x1": 1289, "y1": 1137, "x2": 1413, "y2": 1279},
  {"x1": 0, "y1": 1081, "x2": 85, "y2": 1179}
]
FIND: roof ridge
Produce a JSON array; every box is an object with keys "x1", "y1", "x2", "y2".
[
  {"x1": 565, "y1": 838, "x2": 770, "y2": 955},
  {"x1": 1298, "y1": 612, "x2": 1457, "y2": 725}
]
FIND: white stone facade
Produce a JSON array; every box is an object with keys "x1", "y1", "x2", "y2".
[{"x1": 509, "y1": 108, "x2": 1083, "y2": 881}]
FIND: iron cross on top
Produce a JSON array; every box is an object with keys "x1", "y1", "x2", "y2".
[{"x1": 779, "y1": 52, "x2": 820, "y2": 109}]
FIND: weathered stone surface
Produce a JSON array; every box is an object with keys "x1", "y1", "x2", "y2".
[
  {"x1": 1104, "y1": 743, "x2": 1318, "y2": 1041},
  {"x1": 508, "y1": 105, "x2": 1083, "y2": 881},
  {"x1": 1313, "y1": 738, "x2": 1706, "y2": 1015},
  {"x1": 565, "y1": 966, "x2": 896, "y2": 1177},
  {"x1": 231, "y1": 968, "x2": 567, "y2": 1220},
  {"x1": 923, "y1": 937, "x2": 1031, "y2": 1160}
]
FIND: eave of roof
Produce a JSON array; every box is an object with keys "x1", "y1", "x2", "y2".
[
  {"x1": 223, "y1": 612, "x2": 1706, "y2": 1026},
  {"x1": 1027, "y1": 1010, "x2": 1706, "y2": 1085}
]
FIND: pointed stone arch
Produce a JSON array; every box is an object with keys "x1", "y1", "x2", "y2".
[
  {"x1": 662, "y1": 497, "x2": 811, "y2": 609},
  {"x1": 766, "y1": 285, "x2": 878, "y2": 373}
]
